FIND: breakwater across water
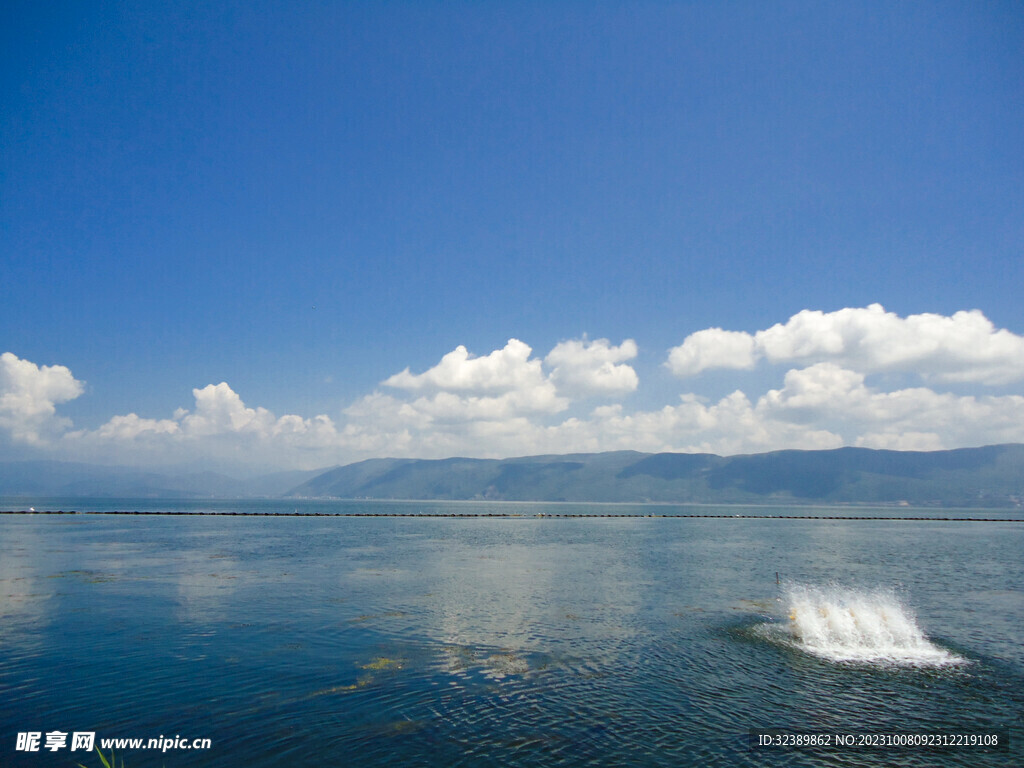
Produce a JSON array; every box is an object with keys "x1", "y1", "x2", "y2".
[{"x1": 3, "y1": 508, "x2": 1022, "y2": 521}]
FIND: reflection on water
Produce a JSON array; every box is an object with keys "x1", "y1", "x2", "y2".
[
  {"x1": 0, "y1": 522, "x2": 53, "y2": 657},
  {"x1": 174, "y1": 548, "x2": 249, "y2": 623},
  {"x1": 0, "y1": 505, "x2": 1021, "y2": 767}
]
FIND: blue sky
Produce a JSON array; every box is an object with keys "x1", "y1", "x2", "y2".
[{"x1": 2, "y1": 1, "x2": 1023, "y2": 471}]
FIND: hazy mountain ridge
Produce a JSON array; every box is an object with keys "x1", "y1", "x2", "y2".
[
  {"x1": 0, "y1": 461, "x2": 326, "y2": 499},
  {"x1": 2, "y1": 445, "x2": 1022, "y2": 506},
  {"x1": 287, "y1": 445, "x2": 1024, "y2": 507}
]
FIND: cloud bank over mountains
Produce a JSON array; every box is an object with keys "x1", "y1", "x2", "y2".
[{"x1": 3, "y1": 307, "x2": 1024, "y2": 469}]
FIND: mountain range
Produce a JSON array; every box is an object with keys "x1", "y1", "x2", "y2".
[
  {"x1": 286, "y1": 444, "x2": 1024, "y2": 507},
  {"x1": 0, "y1": 460, "x2": 320, "y2": 499},
  {"x1": 2, "y1": 444, "x2": 1022, "y2": 507}
]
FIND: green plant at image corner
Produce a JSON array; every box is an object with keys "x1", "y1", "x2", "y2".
[
  {"x1": 76, "y1": 753, "x2": 118, "y2": 768},
  {"x1": 74, "y1": 747, "x2": 167, "y2": 768},
  {"x1": 76, "y1": 747, "x2": 123, "y2": 768}
]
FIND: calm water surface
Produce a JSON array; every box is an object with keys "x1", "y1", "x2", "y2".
[{"x1": 1, "y1": 500, "x2": 1021, "y2": 767}]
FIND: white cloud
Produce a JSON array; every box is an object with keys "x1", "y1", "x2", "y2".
[
  {"x1": 0, "y1": 352, "x2": 85, "y2": 445},
  {"x1": 62, "y1": 382, "x2": 342, "y2": 468},
  {"x1": 92, "y1": 413, "x2": 181, "y2": 440},
  {"x1": 756, "y1": 362, "x2": 1024, "y2": 448},
  {"x1": 359, "y1": 339, "x2": 571, "y2": 439},
  {"x1": 180, "y1": 382, "x2": 277, "y2": 436},
  {"x1": 545, "y1": 337, "x2": 639, "y2": 397},
  {"x1": 341, "y1": 383, "x2": 845, "y2": 461},
  {"x1": 379, "y1": 339, "x2": 568, "y2": 427},
  {"x1": 530, "y1": 363, "x2": 1024, "y2": 457},
  {"x1": 665, "y1": 328, "x2": 757, "y2": 377},
  {"x1": 384, "y1": 339, "x2": 545, "y2": 394},
  {"x1": 757, "y1": 362, "x2": 866, "y2": 419},
  {"x1": 4, "y1": 312, "x2": 1024, "y2": 472},
  {"x1": 667, "y1": 305, "x2": 1024, "y2": 385},
  {"x1": 540, "y1": 392, "x2": 844, "y2": 457}
]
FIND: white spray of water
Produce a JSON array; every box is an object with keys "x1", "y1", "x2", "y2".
[{"x1": 782, "y1": 585, "x2": 964, "y2": 667}]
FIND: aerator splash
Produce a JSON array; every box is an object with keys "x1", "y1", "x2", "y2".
[{"x1": 782, "y1": 585, "x2": 964, "y2": 666}]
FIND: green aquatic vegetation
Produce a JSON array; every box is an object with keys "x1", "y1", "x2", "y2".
[
  {"x1": 75, "y1": 748, "x2": 169, "y2": 768},
  {"x1": 307, "y1": 682, "x2": 361, "y2": 697},
  {"x1": 76, "y1": 747, "x2": 123, "y2": 768},
  {"x1": 441, "y1": 644, "x2": 477, "y2": 671},
  {"x1": 441, "y1": 644, "x2": 552, "y2": 677},
  {"x1": 306, "y1": 667, "x2": 379, "y2": 698},
  {"x1": 484, "y1": 651, "x2": 530, "y2": 676},
  {"x1": 361, "y1": 656, "x2": 404, "y2": 670}
]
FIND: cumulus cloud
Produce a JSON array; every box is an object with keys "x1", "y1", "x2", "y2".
[
  {"x1": 92, "y1": 413, "x2": 180, "y2": 441},
  {"x1": 378, "y1": 339, "x2": 568, "y2": 426},
  {"x1": 757, "y1": 362, "x2": 1024, "y2": 449},
  {"x1": 529, "y1": 366, "x2": 1024, "y2": 457},
  {"x1": 342, "y1": 341, "x2": 559, "y2": 458},
  {"x1": 385, "y1": 339, "x2": 568, "y2": 414},
  {"x1": 61, "y1": 382, "x2": 341, "y2": 467},
  {"x1": 180, "y1": 382, "x2": 277, "y2": 436},
  {"x1": 665, "y1": 328, "x2": 757, "y2": 377},
  {"x1": 4, "y1": 311, "x2": 1024, "y2": 471},
  {"x1": 340, "y1": 337, "x2": 639, "y2": 459},
  {"x1": 0, "y1": 352, "x2": 85, "y2": 445},
  {"x1": 545, "y1": 337, "x2": 639, "y2": 397},
  {"x1": 385, "y1": 339, "x2": 545, "y2": 394},
  {"x1": 348, "y1": 329, "x2": 1024, "y2": 459},
  {"x1": 667, "y1": 305, "x2": 1024, "y2": 385},
  {"x1": 551, "y1": 393, "x2": 844, "y2": 457}
]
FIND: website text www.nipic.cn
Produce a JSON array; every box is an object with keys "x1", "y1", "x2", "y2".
[{"x1": 16, "y1": 731, "x2": 211, "y2": 754}]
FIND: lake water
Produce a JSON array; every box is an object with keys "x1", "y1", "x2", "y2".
[{"x1": 1, "y1": 499, "x2": 1021, "y2": 767}]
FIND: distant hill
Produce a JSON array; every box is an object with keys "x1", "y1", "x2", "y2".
[
  {"x1": 3, "y1": 446, "x2": 1021, "y2": 506},
  {"x1": 286, "y1": 445, "x2": 1024, "y2": 507},
  {"x1": 0, "y1": 461, "x2": 325, "y2": 499}
]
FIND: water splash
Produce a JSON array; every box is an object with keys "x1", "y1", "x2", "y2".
[{"x1": 781, "y1": 585, "x2": 964, "y2": 667}]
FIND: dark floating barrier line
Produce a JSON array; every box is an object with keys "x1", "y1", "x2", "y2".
[{"x1": 0, "y1": 510, "x2": 1021, "y2": 522}]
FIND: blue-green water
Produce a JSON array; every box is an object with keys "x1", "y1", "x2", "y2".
[{"x1": 1, "y1": 499, "x2": 1021, "y2": 767}]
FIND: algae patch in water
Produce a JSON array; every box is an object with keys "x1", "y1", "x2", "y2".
[
  {"x1": 484, "y1": 651, "x2": 531, "y2": 677},
  {"x1": 441, "y1": 644, "x2": 478, "y2": 672},
  {"x1": 361, "y1": 656, "x2": 404, "y2": 671},
  {"x1": 306, "y1": 682, "x2": 362, "y2": 698},
  {"x1": 304, "y1": 658, "x2": 405, "y2": 699}
]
